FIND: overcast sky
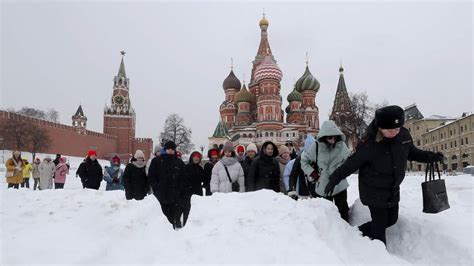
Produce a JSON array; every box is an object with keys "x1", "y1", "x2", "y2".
[{"x1": 1, "y1": 1, "x2": 472, "y2": 149}]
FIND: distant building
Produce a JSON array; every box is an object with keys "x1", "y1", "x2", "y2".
[
  {"x1": 404, "y1": 104, "x2": 472, "y2": 171},
  {"x1": 0, "y1": 52, "x2": 153, "y2": 160},
  {"x1": 209, "y1": 14, "x2": 356, "y2": 149}
]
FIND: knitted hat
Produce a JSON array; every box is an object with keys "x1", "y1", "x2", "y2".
[
  {"x1": 246, "y1": 143, "x2": 258, "y2": 153},
  {"x1": 375, "y1": 105, "x2": 405, "y2": 129},
  {"x1": 59, "y1": 157, "x2": 67, "y2": 163},
  {"x1": 87, "y1": 150, "x2": 97, "y2": 157},
  {"x1": 208, "y1": 149, "x2": 219, "y2": 157},
  {"x1": 236, "y1": 145, "x2": 245, "y2": 153},
  {"x1": 164, "y1": 141, "x2": 177, "y2": 151},
  {"x1": 223, "y1": 142, "x2": 234, "y2": 152},
  {"x1": 191, "y1": 151, "x2": 202, "y2": 159},
  {"x1": 13, "y1": 151, "x2": 20, "y2": 157},
  {"x1": 278, "y1": 145, "x2": 290, "y2": 155},
  {"x1": 134, "y1": 150, "x2": 145, "y2": 159}
]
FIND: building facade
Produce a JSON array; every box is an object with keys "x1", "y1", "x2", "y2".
[
  {"x1": 209, "y1": 15, "x2": 324, "y2": 149},
  {"x1": 404, "y1": 104, "x2": 472, "y2": 172}
]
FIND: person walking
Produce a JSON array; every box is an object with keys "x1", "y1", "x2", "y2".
[
  {"x1": 324, "y1": 105, "x2": 444, "y2": 245},
  {"x1": 5, "y1": 151, "x2": 24, "y2": 189},
  {"x1": 53, "y1": 157, "x2": 69, "y2": 189}
]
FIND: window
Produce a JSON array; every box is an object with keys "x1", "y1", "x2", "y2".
[
  {"x1": 293, "y1": 133, "x2": 296, "y2": 137},
  {"x1": 450, "y1": 130, "x2": 452, "y2": 136},
  {"x1": 417, "y1": 140, "x2": 421, "y2": 146},
  {"x1": 450, "y1": 142, "x2": 453, "y2": 148},
  {"x1": 270, "y1": 132, "x2": 274, "y2": 137},
  {"x1": 265, "y1": 132, "x2": 268, "y2": 137},
  {"x1": 286, "y1": 133, "x2": 289, "y2": 137},
  {"x1": 249, "y1": 134, "x2": 252, "y2": 138},
  {"x1": 243, "y1": 134, "x2": 247, "y2": 138},
  {"x1": 466, "y1": 138, "x2": 469, "y2": 144},
  {"x1": 461, "y1": 139, "x2": 463, "y2": 145},
  {"x1": 445, "y1": 143, "x2": 447, "y2": 149},
  {"x1": 461, "y1": 126, "x2": 463, "y2": 132},
  {"x1": 454, "y1": 141, "x2": 457, "y2": 147}
]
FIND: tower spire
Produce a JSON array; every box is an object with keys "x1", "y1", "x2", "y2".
[
  {"x1": 117, "y1": 50, "x2": 127, "y2": 78},
  {"x1": 305, "y1": 52, "x2": 309, "y2": 67}
]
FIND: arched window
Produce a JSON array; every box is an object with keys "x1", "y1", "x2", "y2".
[{"x1": 265, "y1": 132, "x2": 269, "y2": 137}]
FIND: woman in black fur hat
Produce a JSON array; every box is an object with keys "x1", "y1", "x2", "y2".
[{"x1": 324, "y1": 105, "x2": 444, "y2": 245}]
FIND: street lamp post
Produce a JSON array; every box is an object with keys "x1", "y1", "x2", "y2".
[{"x1": 0, "y1": 136, "x2": 4, "y2": 163}]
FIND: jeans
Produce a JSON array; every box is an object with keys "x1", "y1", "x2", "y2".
[
  {"x1": 55, "y1": 183, "x2": 65, "y2": 189},
  {"x1": 358, "y1": 204, "x2": 399, "y2": 245},
  {"x1": 21, "y1": 178, "x2": 30, "y2": 188},
  {"x1": 33, "y1": 178, "x2": 40, "y2": 190}
]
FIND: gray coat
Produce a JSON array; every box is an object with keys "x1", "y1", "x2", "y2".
[
  {"x1": 39, "y1": 160, "x2": 55, "y2": 190},
  {"x1": 301, "y1": 120, "x2": 350, "y2": 196}
]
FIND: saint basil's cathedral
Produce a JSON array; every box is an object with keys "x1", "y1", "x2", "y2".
[{"x1": 209, "y1": 14, "x2": 357, "y2": 150}]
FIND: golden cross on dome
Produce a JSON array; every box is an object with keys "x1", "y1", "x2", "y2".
[
  {"x1": 120, "y1": 50, "x2": 126, "y2": 56},
  {"x1": 231, "y1": 57, "x2": 234, "y2": 70},
  {"x1": 243, "y1": 73, "x2": 246, "y2": 84},
  {"x1": 305, "y1": 52, "x2": 309, "y2": 66}
]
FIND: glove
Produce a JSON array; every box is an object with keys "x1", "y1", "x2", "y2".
[
  {"x1": 288, "y1": 191, "x2": 298, "y2": 201},
  {"x1": 307, "y1": 171, "x2": 320, "y2": 182},
  {"x1": 324, "y1": 178, "x2": 338, "y2": 196},
  {"x1": 432, "y1": 152, "x2": 444, "y2": 163}
]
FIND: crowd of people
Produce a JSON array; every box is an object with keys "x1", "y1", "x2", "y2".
[{"x1": 4, "y1": 105, "x2": 445, "y2": 243}]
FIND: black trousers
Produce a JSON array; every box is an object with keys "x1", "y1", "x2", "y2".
[
  {"x1": 21, "y1": 178, "x2": 30, "y2": 188},
  {"x1": 317, "y1": 189, "x2": 350, "y2": 222},
  {"x1": 358, "y1": 204, "x2": 399, "y2": 245},
  {"x1": 160, "y1": 202, "x2": 191, "y2": 229},
  {"x1": 55, "y1": 183, "x2": 64, "y2": 189},
  {"x1": 8, "y1": 183, "x2": 19, "y2": 189}
]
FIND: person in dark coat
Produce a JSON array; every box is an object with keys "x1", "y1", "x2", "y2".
[
  {"x1": 241, "y1": 143, "x2": 258, "y2": 190},
  {"x1": 324, "y1": 105, "x2": 444, "y2": 245},
  {"x1": 203, "y1": 148, "x2": 219, "y2": 196},
  {"x1": 247, "y1": 141, "x2": 281, "y2": 192},
  {"x1": 123, "y1": 150, "x2": 149, "y2": 200},
  {"x1": 77, "y1": 150, "x2": 103, "y2": 190},
  {"x1": 148, "y1": 141, "x2": 192, "y2": 230},
  {"x1": 185, "y1": 151, "x2": 205, "y2": 196},
  {"x1": 53, "y1": 154, "x2": 61, "y2": 166}
]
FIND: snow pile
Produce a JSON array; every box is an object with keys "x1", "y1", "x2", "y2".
[
  {"x1": 1, "y1": 151, "x2": 473, "y2": 265},
  {"x1": 2, "y1": 188, "x2": 404, "y2": 265}
]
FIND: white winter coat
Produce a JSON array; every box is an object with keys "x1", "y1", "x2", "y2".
[
  {"x1": 210, "y1": 157, "x2": 245, "y2": 193},
  {"x1": 39, "y1": 160, "x2": 55, "y2": 190}
]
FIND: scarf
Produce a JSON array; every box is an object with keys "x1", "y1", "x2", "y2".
[
  {"x1": 133, "y1": 160, "x2": 146, "y2": 168},
  {"x1": 220, "y1": 156, "x2": 238, "y2": 167}
]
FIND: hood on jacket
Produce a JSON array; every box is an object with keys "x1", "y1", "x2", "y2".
[
  {"x1": 260, "y1": 141, "x2": 279, "y2": 158},
  {"x1": 110, "y1": 155, "x2": 120, "y2": 166},
  {"x1": 303, "y1": 134, "x2": 316, "y2": 152},
  {"x1": 317, "y1": 120, "x2": 346, "y2": 142},
  {"x1": 59, "y1": 157, "x2": 67, "y2": 164}
]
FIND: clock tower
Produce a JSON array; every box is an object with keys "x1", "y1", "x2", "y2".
[{"x1": 103, "y1": 51, "x2": 136, "y2": 158}]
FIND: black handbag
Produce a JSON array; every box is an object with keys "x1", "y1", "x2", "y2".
[
  {"x1": 223, "y1": 165, "x2": 240, "y2": 192},
  {"x1": 422, "y1": 161, "x2": 450, "y2": 214}
]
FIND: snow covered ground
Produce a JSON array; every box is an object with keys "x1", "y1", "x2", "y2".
[{"x1": 1, "y1": 152, "x2": 473, "y2": 265}]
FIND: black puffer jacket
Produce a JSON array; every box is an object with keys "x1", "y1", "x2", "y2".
[
  {"x1": 288, "y1": 156, "x2": 311, "y2": 197},
  {"x1": 241, "y1": 156, "x2": 255, "y2": 190},
  {"x1": 77, "y1": 158, "x2": 103, "y2": 189},
  {"x1": 329, "y1": 121, "x2": 436, "y2": 208},
  {"x1": 148, "y1": 154, "x2": 192, "y2": 205},
  {"x1": 123, "y1": 162, "x2": 149, "y2": 200},
  {"x1": 185, "y1": 152, "x2": 205, "y2": 196},
  {"x1": 203, "y1": 149, "x2": 219, "y2": 196},
  {"x1": 247, "y1": 141, "x2": 281, "y2": 192}
]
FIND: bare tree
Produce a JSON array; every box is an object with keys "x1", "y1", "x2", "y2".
[
  {"x1": 46, "y1": 108, "x2": 60, "y2": 122},
  {"x1": 0, "y1": 118, "x2": 30, "y2": 150},
  {"x1": 350, "y1": 92, "x2": 389, "y2": 139},
  {"x1": 15, "y1": 107, "x2": 60, "y2": 122},
  {"x1": 160, "y1": 113, "x2": 194, "y2": 154},
  {"x1": 350, "y1": 92, "x2": 372, "y2": 139},
  {"x1": 27, "y1": 125, "x2": 51, "y2": 161}
]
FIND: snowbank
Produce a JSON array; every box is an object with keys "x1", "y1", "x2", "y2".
[{"x1": 1, "y1": 151, "x2": 473, "y2": 265}]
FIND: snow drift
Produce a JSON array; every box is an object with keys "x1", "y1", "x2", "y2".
[{"x1": 0, "y1": 152, "x2": 473, "y2": 265}]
